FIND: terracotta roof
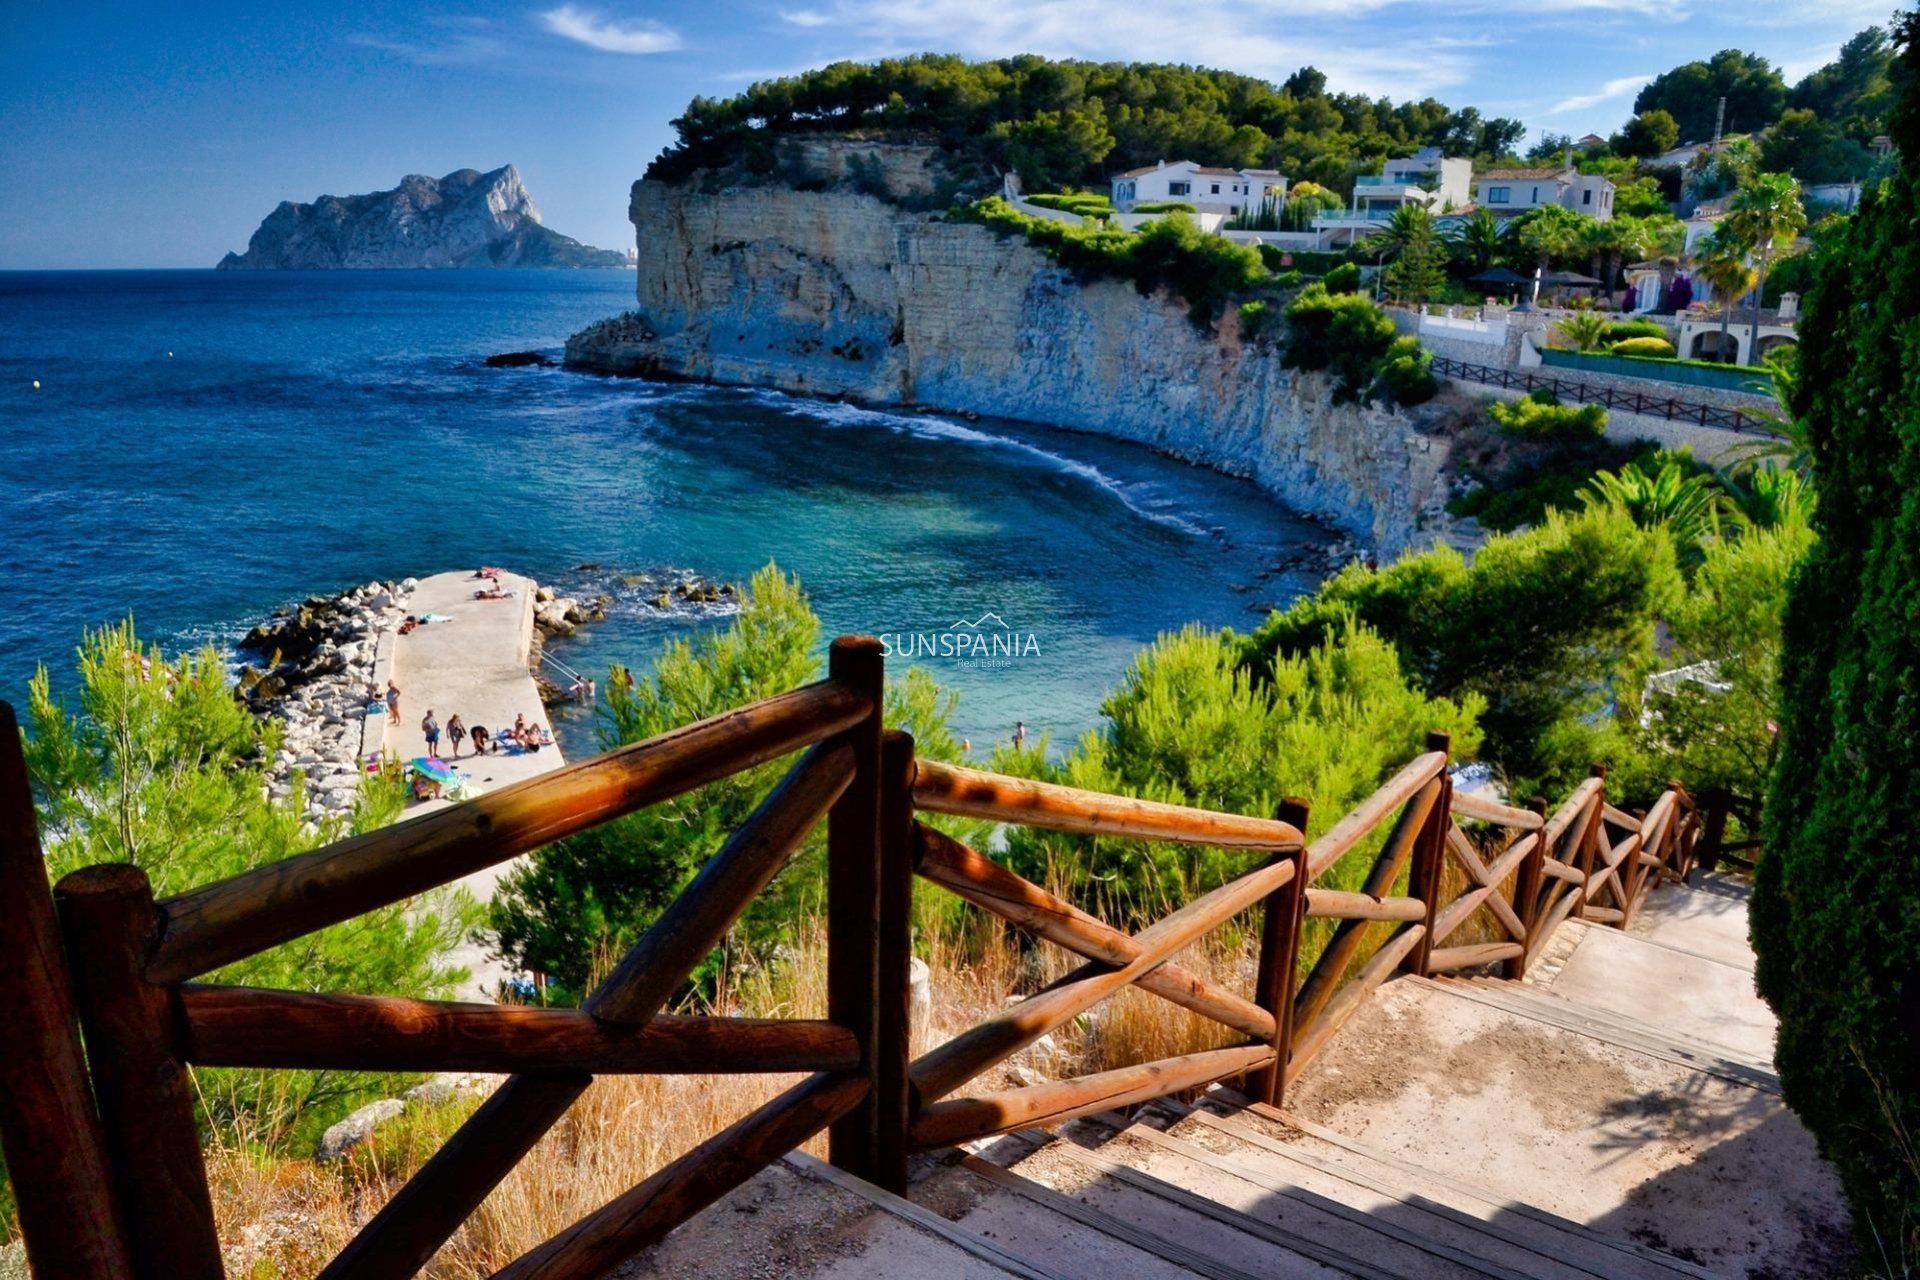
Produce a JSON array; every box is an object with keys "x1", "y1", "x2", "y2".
[{"x1": 1478, "y1": 167, "x2": 1566, "y2": 181}]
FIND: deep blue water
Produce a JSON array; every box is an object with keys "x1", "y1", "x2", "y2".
[{"x1": 0, "y1": 270, "x2": 1327, "y2": 751}]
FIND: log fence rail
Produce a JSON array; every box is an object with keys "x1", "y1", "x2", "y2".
[{"x1": 0, "y1": 640, "x2": 1714, "y2": 1280}]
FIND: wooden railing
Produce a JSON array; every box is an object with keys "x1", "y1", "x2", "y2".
[{"x1": 0, "y1": 642, "x2": 1707, "y2": 1280}]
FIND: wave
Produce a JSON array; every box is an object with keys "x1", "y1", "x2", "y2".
[{"x1": 731, "y1": 389, "x2": 1223, "y2": 541}]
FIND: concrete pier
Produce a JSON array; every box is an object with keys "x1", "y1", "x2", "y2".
[{"x1": 382, "y1": 568, "x2": 565, "y2": 997}]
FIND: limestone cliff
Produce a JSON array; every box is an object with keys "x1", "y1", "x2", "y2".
[
  {"x1": 566, "y1": 156, "x2": 1451, "y2": 551},
  {"x1": 218, "y1": 165, "x2": 627, "y2": 270}
]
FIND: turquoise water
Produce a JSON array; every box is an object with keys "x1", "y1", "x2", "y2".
[{"x1": 0, "y1": 270, "x2": 1327, "y2": 750}]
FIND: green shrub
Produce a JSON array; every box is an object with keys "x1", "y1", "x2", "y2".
[
  {"x1": 1323, "y1": 261, "x2": 1362, "y2": 294},
  {"x1": 1242, "y1": 505, "x2": 1681, "y2": 793},
  {"x1": 1602, "y1": 319, "x2": 1670, "y2": 345},
  {"x1": 958, "y1": 197, "x2": 1264, "y2": 325},
  {"x1": 1378, "y1": 336, "x2": 1438, "y2": 406},
  {"x1": 1131, "y1": 199, "x2": 1197, "y2": 213},
  {"x1": 491, "y1": 566, "x2": 972, "y2": 998},
  {"x1": 1488, "y1": 395, "x2": 1608, "y2": 439},
  {"x1": 1283, "y1": 283, "x2": 1396, "y2": 399},
  {"x1": 1609, "y1": 336, "x2": 1678, "y2": 358},
  {"x1": 1024, "y1": 191, "x2": 1113, "y2": 216},
  {"x1": 997, "y1": 621, "x2": 1482, "y2": 925},
  {"x1": 1754, "y1": 24, "x2": 1920, "y2": 1256},
  {"x1": 1237, "y1": 300, "x2": 1270, "y2": 339}
]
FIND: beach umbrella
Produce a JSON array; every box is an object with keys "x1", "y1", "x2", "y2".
[
  {"x1": 1540, "y1": 270, "x2": 1602, "y2": 286},
  {"x1": 1468, "y1": 266, "x2": 1530, "y2": 286},
  {"x1": 409, "y1": 757, "x2": 460, "y2": 785}
]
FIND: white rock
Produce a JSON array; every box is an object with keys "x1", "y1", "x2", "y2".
[{"x1": 315, "y1": 1098, "x2": 406, "y2": 1161}]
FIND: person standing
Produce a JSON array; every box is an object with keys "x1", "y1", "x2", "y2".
[
  {"x1": 1012, "y1": 720, "x2": 1027, "y2": 750},
  {"x1": 422, "y1": 710, "x2": 441, "y2": 758},
  {"x1": 447, "y1": 714, "x2": 467, "y2": 758},
  {"x1": 386, "y1": 679, "x2": 401, "y2": 725}
]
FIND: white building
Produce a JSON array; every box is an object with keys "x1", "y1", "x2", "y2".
[
  {"x1": 1310, "y1": 147, "x2": 1474, "y2": 247},
  {"x1": 1109, "y1": 160, "x2": 1286, "y2": 217},
  {"x1": 1474, "y1": 166, "x2": 1615, "y2": 221}
]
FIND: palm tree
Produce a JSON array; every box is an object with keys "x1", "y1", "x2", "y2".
[
  {"x1": 1724, "y1": 172, "x2": 1807, "y2": 365},
  {"x1": 1722, "y1": 357, "x2": 1815, "y2": 477},
  {"x1": 1511, "y1": 205, "x2": 1587, "y2": 300},
  {"x1": 1582, "y1": 460, "x2": 1728, "y2": 561},
  {"x1": 1692, "y1": 224, "x2": 1758, "y2": 363},
  {"x1": 1556, "y1": 312, "x2": 1610, "y2": 352},
  {"x1": 1373, "y1": 203, "x2": 1435, "y2": 261},
  {"x1": 1449, "y1": 209, "x2": 1508, "y2": 275}
]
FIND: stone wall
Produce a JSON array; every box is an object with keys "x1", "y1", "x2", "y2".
[{"x1": 567, "y1": 178, "x2": 1458, "y2": 554}]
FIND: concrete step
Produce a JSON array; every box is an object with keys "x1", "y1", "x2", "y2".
[
  {"x1": 1035, "y1": 1116, "x2": 1538, "y2": 1279},
  {"x1": 1627, "y1": 874, "x2": 1756, "y2": 972},
  {"x1": 608, "y1": 1151, "x2": 1061, "y2": 1279},
  {"x1": 1431, "y1": 973, "x2": 1779, "y2": 1091},
  {"x1": 1283, "y1": 975, "x2": 1854, "y2": 1278},
  {"x1": 1182, "y1": 1090, "x2": 1714, "y2": 1280}
]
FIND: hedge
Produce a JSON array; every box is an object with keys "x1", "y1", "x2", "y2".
[{"x1": 1609, "y1": 336, "x2": 1677, "y2": 358}]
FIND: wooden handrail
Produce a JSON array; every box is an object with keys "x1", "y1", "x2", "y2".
[
  {"x1": 316, "y1": 737, "x2": 852, "y2": 1280},
  {"x1": 1304, "y1": 890, "x2": 1427, "y2": 922},
  {"x1": 909, "y1": 1044, "x2": 1275, "y2": 1150},
  {"x1": 1449, "y1": 790, "x2": 1544, "y2": 830},
  {"x1": 1305, "y1": 752, "x2": 1447, "y2": 879},
  {"x1": 908, "y1": 849, "x2": 1301, "y2": 1104},
  {"x1": 179, "y1": 987, "x2": 861, "y2": 1075},
  {"x1": 150, "y1": 679, "x2": 870, "y2": 985},
  {"x1": 912, "y1": 824, "x2": 1276, "y2": 1042},
  {"x1": 911, "y1": 759, "x2": 1306, "y2": 851}
]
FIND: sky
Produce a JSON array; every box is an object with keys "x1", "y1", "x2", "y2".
[{"x1": 0, "y1": 0, "x2": 1897, "y2": 268}]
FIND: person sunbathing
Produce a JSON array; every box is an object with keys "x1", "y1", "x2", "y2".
[{"x1": 474, "y1": 586, "x2": 510, "y2": 601}]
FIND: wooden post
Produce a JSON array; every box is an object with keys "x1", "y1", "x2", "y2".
[
  {"x1": 55, "y1": 864, "x2": 223, "y2": 1280},
  {"x1": 826, "y1": 636, "x2": 885, "y2": 1179},
  {"x1": 0, "y1": 704, "x2": 135, "y2": 1280},
  {"x1": 1405, "y1": 732, "x2": 1451, "y2": 978},
  {"x1": 1250, "y1": 797, "x2": 1310, "y2": 1107},
  {"x1": 873, "y1": 729, "x2": 916, "y2": 1194},
  {"x1": 1504, "y1": 796, "x2": 1549, "y2": 981},
  {"x1": 1697, "y1": 788, "x2": 1729, "y2": 877},
  {"x1": 1578, "y1": 764, "x2": 1607, "y2": 887}
]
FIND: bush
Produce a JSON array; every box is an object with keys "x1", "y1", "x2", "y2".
[
  {"x1": 1603, "y1": 319, "x2": 1670, "y2": 345},
  {"x1": 958, "y1": 197, "x2": 1264, "y2": 325},
  {"x1": 1609, "y1": 336, "x2": 1678, "y2": 358},
  {"x1": 1237, "y1": 300, "x2": 1271, "y2": 340},
  {"x1": 1753, "y1": 21, "x2": 1920, "y2": 1256},
  {"x1": 1131, "y1": 199, "x2": 1197, "y2": 213},
  {"x1": 1489, "y1": 394, "x2": 1608, "y2": 439},
  {"x1": 1323, "y1": 261, "x2": 1362, "y2": 294},
  {"x1": 491, "y1": 566, "x2": 970, "y2": 997},
  {"x1": 1025, "y1": 191, "x2": 1113, "y2": 216},
  {"x1": 1242, "y1": 506, "x2": 1681, "y2": 793},
  {"x1": 997, "y1": 621, "x2": 1482, "y2": 924},
  {"x1": 1282, "y1": 283, "x2": 1397, "y2": 399},
  {"x1": 1377, "y1": 336, "x2": 1438, "y2": 406}
]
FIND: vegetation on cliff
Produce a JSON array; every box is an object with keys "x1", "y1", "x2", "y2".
[
  {"x1": 1752, "y1": 12, "x2": 1920, "y2": 1259},
  {"x1": 649, "y1": 54, "x2": 1525, "y2": 193}
]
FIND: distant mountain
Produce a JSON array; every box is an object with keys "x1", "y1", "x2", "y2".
[{"x1": 216, "y1": 165, "x2": 629, "y2": 270}]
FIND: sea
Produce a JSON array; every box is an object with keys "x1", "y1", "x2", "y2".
[{"x1": 0, "y1": 269, "x2": 1330, "y2": 753}]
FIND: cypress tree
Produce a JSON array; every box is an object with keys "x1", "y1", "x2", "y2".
[{"x1": 1752, "y1": 10, "x2": 1920, "y2": 1260}]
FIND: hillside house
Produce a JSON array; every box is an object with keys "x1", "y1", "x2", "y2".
[
  {"x1": 1474, "y1": 167, "x2": 1615, "y2": 221},
  {"x1": 1310, "y1": 147, "x2": 1474, "y2": 247},
  {"x1": 1109, "y1": 160, "x2": 1286, "y2": 216}
]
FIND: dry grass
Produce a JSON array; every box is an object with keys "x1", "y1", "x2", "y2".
[{"x1": 199, "y1": 834, "x2": 1525, "y2": 1277}]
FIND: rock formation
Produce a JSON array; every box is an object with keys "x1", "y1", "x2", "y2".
[
  {"x1": 563, "y1": 143, "x2": 1455, "y2": 554},
  {"x1": 218, "y1": 165, "x2": 628, "y2": 269}
]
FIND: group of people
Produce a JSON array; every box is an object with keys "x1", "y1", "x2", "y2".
[
  {"x1": 418, "y1": 710, "x2": 550, "y2": 759},
  {"x1": 472, "y1": 566, "x2": 515, "y2": 602}
]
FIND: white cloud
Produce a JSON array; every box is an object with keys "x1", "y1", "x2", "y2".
[
  {"x1": 539, "y1": 5, "x2": 683, "y2": 54},
  {"x1": 781, "y1": 8, "x2": 833, "y2": 26},
  {"x1": 1547, "y1": 73, "x2": 1652, "y2": 115}
]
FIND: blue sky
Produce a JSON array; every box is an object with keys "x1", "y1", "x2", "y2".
[{"x1": 0, "y1": 0, "x2": 1896, "y2": 267}]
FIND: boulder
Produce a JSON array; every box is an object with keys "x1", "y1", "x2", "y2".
[
  {"x1": 315, "y1": 1097, "x2": 406, "y2": 1161},
  {"x1": 535, "y1": 586, "x2": 555, "y2": 604}
]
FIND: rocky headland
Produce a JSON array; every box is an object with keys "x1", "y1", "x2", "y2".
[
  {"x1": 217, "y1": 165, "x2": 629, "y2": 270},
  {"x1": 563, "y1": 140, "x2": 1459, "y2": 556}
]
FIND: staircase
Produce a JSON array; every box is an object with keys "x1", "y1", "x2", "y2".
[{"x1": 609, "y1": 872, "x2": 1854, "y2": 1280}]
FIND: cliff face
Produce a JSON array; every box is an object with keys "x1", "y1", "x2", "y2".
[
  {"x1": 218, "y1": 165, "x2": 627, "y2": 269},
  {"x1": 566, "y1": 161, "x2": 1451, "y2": 551}
]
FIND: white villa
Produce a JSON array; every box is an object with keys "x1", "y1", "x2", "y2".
[
  {"x1": 1109, "y1": 160, "x2": 1286, "y2": 217},
  {"x1": 1473, "y1": 166, "x2": 1615, "y2": 221},
  {"x1": 1311, "y1": 148, "x2": 1474, "y2": 247}
]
